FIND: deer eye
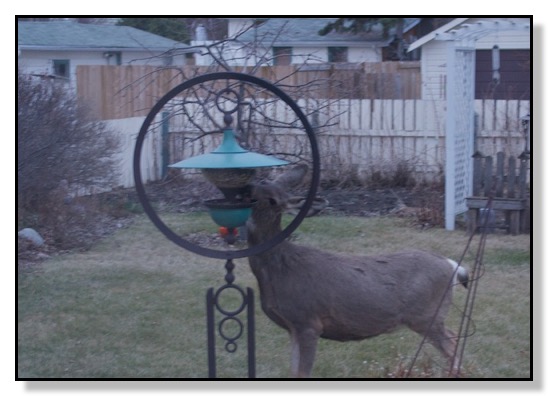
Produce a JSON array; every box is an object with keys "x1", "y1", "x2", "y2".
[{"x1": 268, "y1": 197, "x2": 278, "y2": 206}]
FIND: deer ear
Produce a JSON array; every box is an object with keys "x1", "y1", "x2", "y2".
[
  {"x1": 286, "y1": 196, "x2": 329, "y2": 217},
  {"x1": 272, "y1": 164, "x2": 308, "y2": 189}
]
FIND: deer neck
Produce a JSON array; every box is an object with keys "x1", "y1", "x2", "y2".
[{"x1": 246, "y1": 211, "x2": 283, "y2": 247}]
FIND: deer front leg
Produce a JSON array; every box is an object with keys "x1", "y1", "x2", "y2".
[
  {"x1": 290, "y1": 327, "x2": 320, "y2": 378},
  {"x1": 289, "y1": 331, "x2": 300, "y2": 377}
]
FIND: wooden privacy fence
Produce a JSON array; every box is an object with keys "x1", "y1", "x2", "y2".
[
  {"x1": 77, "y1": 63, "x2": 421, "y2": 120},
  {"x1": 466, "y1": 151, "x2": 530, "y2": 235}
]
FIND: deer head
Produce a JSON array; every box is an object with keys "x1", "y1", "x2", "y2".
[{"x1": 246, "y1": 164, "x2": 328, "y2": 244}]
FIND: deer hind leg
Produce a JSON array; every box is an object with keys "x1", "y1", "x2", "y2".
[
  {"x1": 428, "y1": 326, "x2": 460, "y2": 376},
  {"x1": 289, "y1": 327, "x2": 320, "y2": 378},
  {"x1": 409, "y1": 322, "x2": 460, "y2": 376}
]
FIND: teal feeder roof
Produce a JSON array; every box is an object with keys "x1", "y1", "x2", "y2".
[{"x1": 169, "y1": 129, "x2": 289, "y2": 169}]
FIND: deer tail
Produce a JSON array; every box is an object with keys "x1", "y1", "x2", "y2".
[{"x1": 447, "y1": 258, "x2": 469, "y2": 289}]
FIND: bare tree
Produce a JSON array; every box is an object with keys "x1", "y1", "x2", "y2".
[
  {"x1": 18, "y1": 71, "x2": 120, "y2": 211},
  {"x1": 125, "y1": 20, "x2": 344, "y2": 177}
]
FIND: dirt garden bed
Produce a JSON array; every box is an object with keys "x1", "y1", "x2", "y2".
[
  {"x1": 142, "y1": 176, "x2": 445, "y2": 225},
  {"x1": 18, "y1": 177, "x2": 445, "y2": 267}
]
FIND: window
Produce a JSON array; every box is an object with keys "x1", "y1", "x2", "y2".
[
  {"x1": 273, "y1": 47, "x2": 292, "y2": 66},
  {"x1": 103, "y1": 52, "x2": 122, "y2": 65},
  {"x1": 475, "y1": 49, "x2": 530, "y2": 100},
  {"x1": 328, "y1": 47, "x2": 348, "y2": 63},
  {"x1": 52, "y1": 59, "x2": 70, "y2": 79},
  {"x1": 163, "y1": 55, "x2": 173, "y2": 66}
]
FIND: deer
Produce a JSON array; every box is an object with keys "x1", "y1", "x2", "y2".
[{"x1": 245, "y1": 164, "x2": 469, "y2": 378}]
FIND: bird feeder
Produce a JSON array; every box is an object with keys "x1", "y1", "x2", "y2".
[{"x1": 168, "y1": 89, "x2": 289, "y2": 239}]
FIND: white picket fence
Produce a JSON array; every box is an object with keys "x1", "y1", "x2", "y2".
[{"x1": 108, "y1": 98, "x2": 530, "y2": 188}]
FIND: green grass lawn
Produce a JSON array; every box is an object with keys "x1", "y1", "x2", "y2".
[{"x1": 18, "y1": 213, "x2": 530, "y2": 378}]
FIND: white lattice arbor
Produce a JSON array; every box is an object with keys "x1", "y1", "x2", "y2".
[{"x1": 435, "y1": 20, "x2": 530, "y2": 230}]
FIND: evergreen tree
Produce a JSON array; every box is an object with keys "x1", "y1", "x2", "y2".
[{"x1": 319, "y1": 18, "x2": 405, "y2": 60}]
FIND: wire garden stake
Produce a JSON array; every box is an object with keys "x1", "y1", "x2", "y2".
[
  {"x1": 449, "y1": 196, "x2": 493, "y2": 377},
  {"x1": 406, "y1": 196, "x2": 493, "y2": 378}
]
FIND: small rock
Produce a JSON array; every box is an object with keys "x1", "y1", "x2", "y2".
[{"x1": 18, "y1": 228, "x2": 45, "y2": 247}]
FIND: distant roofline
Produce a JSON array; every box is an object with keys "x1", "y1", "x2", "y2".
[
  {"x1": 19, "y1": 45, "x2": 195, "y2": 53},
  {"x1": 18, "y1": 21, "x2": 196, "y2": 53},
  {"x1": 266, "y1": 40, "x2": 391, "y2": 48},
  {"x1": 231, "y1": 17, "x2": 408, "y2": 48}
]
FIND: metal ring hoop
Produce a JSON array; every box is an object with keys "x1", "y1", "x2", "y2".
[
  {"x1": 214, "y1": 284, "x2": 247, "y2": 316},
  {"x1": 133, "y1": 72, "x2": 320, "y2": 260},
  {"x1": 214, "y1": 87, "x2": 240, "y2": 115}
]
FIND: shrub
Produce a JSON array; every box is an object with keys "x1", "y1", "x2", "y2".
[
  {"x1": 363, "y1": 160, "x2": 416, "y2": 188},
  {"x1": 18, "y1": 71, "x2": 121, "y2": 249}
]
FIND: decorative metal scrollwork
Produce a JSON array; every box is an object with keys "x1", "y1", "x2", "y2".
[{"x1": 134, "y1": 72, "x2": 319, "y2": 378}]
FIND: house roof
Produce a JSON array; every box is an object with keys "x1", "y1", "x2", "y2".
[
  {"x1": 235, "y1": 18, "x2": 420, "y2": 48},
  {"x1": 407, "y1": 18, "x2": 531, "y2": 52},
  {"x1": 18, "y1": 21, "x2": 192, "y2": 52}
]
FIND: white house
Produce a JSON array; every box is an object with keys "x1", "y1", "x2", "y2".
[
  {"x1": 193, "y1": 18, "x2": 419, "y2": 67},
  {"x1": 407, "y1": 17, "x2": 530, "y2": 100},
  {"x1": 18, "y1": 21, "x2": 195, "y2": 86}
]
